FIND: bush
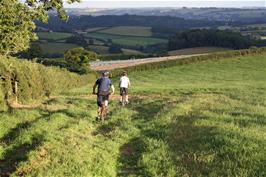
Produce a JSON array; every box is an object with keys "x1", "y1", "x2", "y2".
[
  {"x1": 64, "y1": 47, "x2": 99, "y2": 74},
  {"x1": 0, "y1": 55, "x2": 96, "y2": 108}
]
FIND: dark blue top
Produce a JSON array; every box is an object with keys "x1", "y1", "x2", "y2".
[{"x1": 96, "y1": 77, "x2": 112, "y2": 93}]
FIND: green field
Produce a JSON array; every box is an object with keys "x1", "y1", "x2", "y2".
[
  {"x1": 0, "y1": 55, "x2": 266, "y2": 176},
  {"x1": 88, "y1": 45, "x2": 110, "y2": 54},
  {"x1": 37, "y1": 32, "x2": 73, "y2": 40},
  {"x1": 39, "y1": 42, "x2": 79, "y2": 54},
  {"x1": 261, "y1": 36, "x2": 266, "y2": 40},
  {"x1": 168, "y1": 47, "x2": 231, "y2": 56},
  {"x1": 85, "y1": 27, "x2": 108, "y2": 32},
  {"x1": 99, "y1": 26, "x2": 152, "y2": 37},
  {"x1": 85, "y1": 32, "x2": 167, "y2": 47},
  {"x1": 122, "y1": 48, "x2": 144, "y2": 55},
  {"x1": 113, "y1": 37, "x2": 167, "y2": 47}
]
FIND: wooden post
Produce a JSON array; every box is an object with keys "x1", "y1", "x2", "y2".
[{"x1": 14, "y1": 81, "x2": 18, "y2": 104}]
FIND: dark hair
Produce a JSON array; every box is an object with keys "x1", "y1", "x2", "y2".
[
  {"x1": 102, "y1": 71, "x2": 109, "y2": 76},
  {"x1": 122, "y1": 71, "x2": 127, "y2": 76}
]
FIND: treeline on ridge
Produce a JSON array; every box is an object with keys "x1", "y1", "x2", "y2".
[
  {"x1": 168, "y1": 29, "x2": 254, "y2": 50},
  {"x1": 37, "y1": 15, "x2": 225, "y2": 32}
]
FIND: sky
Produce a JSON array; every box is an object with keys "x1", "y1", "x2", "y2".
[{"x1": 64, "y1": 0, "x2": 266, "y2": 8}]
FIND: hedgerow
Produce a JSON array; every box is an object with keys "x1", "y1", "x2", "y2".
[
  {"x1": 111, "y1": 47, "x2": 266, "y2": 77},
  {"x1": 0, "y1": 56, "x2": 96, "y2": 110}
]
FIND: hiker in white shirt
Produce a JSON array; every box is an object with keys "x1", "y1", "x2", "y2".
[{"x1": 119, "y1": 71, "x2": 131, "y2": 104}]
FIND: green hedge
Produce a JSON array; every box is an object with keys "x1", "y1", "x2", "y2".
[
  {"x1": 111, "y1": 47, "x2": 266, "y2": 77},
  {"x1": 0, "y1": 56, "x2": 96, "y2": 110}
]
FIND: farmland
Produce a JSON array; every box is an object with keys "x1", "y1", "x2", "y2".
[
  {"x1": 37, "y1": 32, "x2": 73, "y2": 40},
  {"x1": 98, "y1": 26, "x2": 152, "y2": 37},
  {"x1": 36, "y1": 26, "x2": 168, "y2": 56},
  {"x1": 39, "y1": 42, "x2": 79, "y2": 54},
  {"x1": 1, "y1": 53, "x2": 265, "y2": 176}
]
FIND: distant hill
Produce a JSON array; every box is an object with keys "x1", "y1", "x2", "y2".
[
  {"x1": 65, "y1": 7, "x2": 266, "y2": 23},
  {"x1": 37, "y1": 15, "x2": 225, "y2": 32}
]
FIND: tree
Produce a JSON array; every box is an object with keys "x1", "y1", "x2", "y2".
[
  {"x1": 66, "y1": 35, "x2": 87, "y2": 46},
  {"x1": 64, "y1": 47, "x2": 99, "y2": 74},
  {"x1": 20, "y1": 43, "x2": 43, "y2": 59},
  {"x1": 0, "y1": 0, "x2": 79, "y2": 56}
]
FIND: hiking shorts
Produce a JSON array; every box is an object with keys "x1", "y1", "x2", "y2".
[
  {"x1": 97, "y1": 91, "x2": 110, "y2": 107},
  {"x1": 120, "y1": 87, "x2": 128, "y2": 96}
]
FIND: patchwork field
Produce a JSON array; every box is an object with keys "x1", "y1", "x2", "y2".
[
  {"x1": 98, "y1": 26, "x2": 152, "y2": 37},
  {"x1": 1, "y1": 54, "x2": 265, "y2": 176},
  {"x1": 37, "y1": 32, "x2": 73, "y2": 40},
  {"x1": 39, "y1": 42, "x2": 79, "y2": 54},
  {"x1": 85, "y1": 32, "x2": 167, "y2": 47}
]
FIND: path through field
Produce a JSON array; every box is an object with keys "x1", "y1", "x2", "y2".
[{"x1": 90, "y1": 54, "x2": 205, "y2": 71}]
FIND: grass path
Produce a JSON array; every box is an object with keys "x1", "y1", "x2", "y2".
[{"x1": 0, "y1": 55, "x2": 266, "y2": 176}]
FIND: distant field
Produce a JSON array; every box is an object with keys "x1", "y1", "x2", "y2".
[
  {"x1": 261, "y1": 36, "x2": 266, "y2": 40},
  {"x1": 39, "y1": 42, "x2": 79, "y2": 54},
  {"x1": 99, "y1": 26, "x2": 152, "y2": 37},
  {"x1": 88, "y1": 45, "x2": 109, "y2": 54},
  {"x1": 122, "y1": 48, "x2": 144, "y2": 55},
  {"x1": 113, "y1": 37, "x2": 167, "y2": 47},
  {"x1": 85, "y1": 27, "x2": 108, "y2": 32},
  {"x1": 85, "y1": 32, "x2": 122, "y2": 40},
  {"x1": 85, "y1": 32, "x2": 167, "y2": 47},
  {"x1": 168, "y1": 47, "x2": 231, "y2": 56},
  {"x1": 37, "y1": 32, "x2": 73, "y2": 40}
]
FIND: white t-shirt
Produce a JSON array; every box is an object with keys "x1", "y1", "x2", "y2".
[{"x1": 120, "y1": 76, "x2": 130, "y2": 88}]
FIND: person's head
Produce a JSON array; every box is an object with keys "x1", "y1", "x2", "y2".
[
  {"x1": 102, "y1": 71, "x2": 109, "y2": 77},
  {"x1": 122, "y1": 71, "x2": 127, "y2": 76}
]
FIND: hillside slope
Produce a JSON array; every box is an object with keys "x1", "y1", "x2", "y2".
[{"x1": 0, "y1": 54, "x2": 265, "y2": 176}]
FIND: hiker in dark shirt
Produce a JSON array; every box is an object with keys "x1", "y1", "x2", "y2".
[{"x1": 92, "y1": 71, "x2": 115, "y2": 120}]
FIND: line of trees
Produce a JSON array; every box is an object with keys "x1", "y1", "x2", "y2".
[
  {"x1": 168, "y1": 29, "x2": 253, "y2": 50},
  {"x1": 37, "y1": 15, "x2": 225, "y2": 32}
]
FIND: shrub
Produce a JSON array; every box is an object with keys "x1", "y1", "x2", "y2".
[{"x1": 0, "y1": 55, "x2": 96, "y2": 108}]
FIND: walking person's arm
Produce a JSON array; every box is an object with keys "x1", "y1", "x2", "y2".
[
  {"x1": 92, "y1": 83, "x2": 97, "y2": 94},
  {"x1": 111, "y1": 85, "x2": 115, "y2": 95}
]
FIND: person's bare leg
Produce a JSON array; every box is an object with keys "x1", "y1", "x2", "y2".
[
  {"x1": 104, "y1": 100, "x2": 109, "y2": 117},
  {"x1": 101, "y1": 105, "x2": 105, "y2": 121},
  {"x1": 97, "y1": 107, "x2": 102, "y2": 120},
  {"x1": 126, "y1": 95, "x2": 129, "y2": 103}
]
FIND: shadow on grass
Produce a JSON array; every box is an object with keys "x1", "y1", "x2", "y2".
[
  {"x1": 0, "y1": 134, "x2": 44, "y2": 177},
  {"x1": 117, "y1": 95, "x2": 266, "y2": 176},
  {"x1": 128, "y1": 98, "x2": 166, "y2": 122},
  {"x1": 117, "y1": 98, "x2": 168, "y2": 177},
  {"x1": 117, "y1": 137, "x2": 149, "y2": 177}
]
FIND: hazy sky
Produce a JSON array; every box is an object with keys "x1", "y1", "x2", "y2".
[{"x1": 64, "y1": 0, "x2": 266, "y2": 8}]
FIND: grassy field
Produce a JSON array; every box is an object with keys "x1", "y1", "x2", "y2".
[
  {"x1": 37, "y1": 32, "x2": 73, "y2": 40},
  {"x1": 88, "y1": 45, "x2": 110, "y2": 54},
  {"x1": 0, "y1": 55, "x2": 265, "y2": 176},
  {"x1": 113, "y1": 37, "x2": 167, "y2": 47},
  {"x1": 168, "y1": 47, "x2": 231, "y2": 56},
  {"x1": 121, "y1": 48, "x2": 144, "y2": 55},
  {"x1": 99, "y1": 26, "x2": 152, "y2": 37},
  {"x1": 39, "y1": 42, "x2": 79, "y2": 54},
  {"x1": 85, "y1": 27, "x2": 108, "y2": 32},
  {"x1": 261, "y1": 36, "x2": 266, "y2": 40},
  {"x1": 85, "y1": 32, "x2": 167, "y2": 47}
]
